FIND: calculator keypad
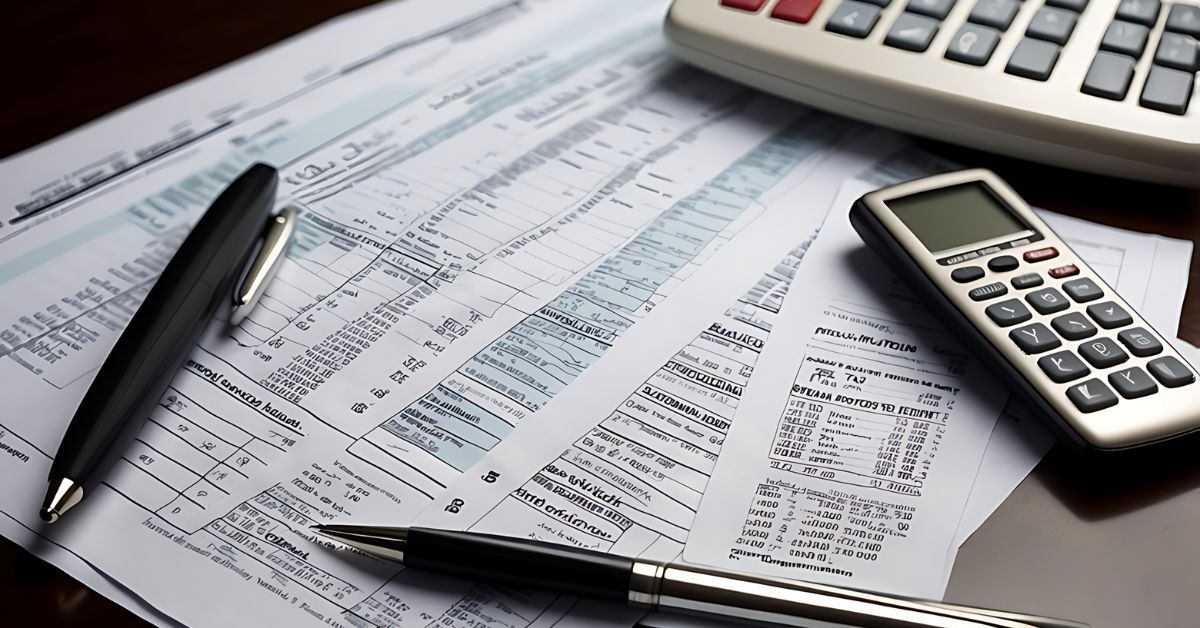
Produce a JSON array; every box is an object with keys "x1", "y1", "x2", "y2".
[
  {"x1": 1116, "y1": 0, "x2": 1161, "y2": 25},
  {"x1": 1079, "y1": 337, "x2": 1129, "y2": 367},
  {"x1": 1006, "y1": 38, "x2": 1063, "y2": 80},
  {"x1": 887, "y1": 12, "x2": 941, "y2": 49},
  {"x1": 1081, "y1": 51, "x2": 1137, "y2": 99},
  {"x1": 1028, "y1": 6, "x2": 1080, "y2": 43},
  {"x1": 1087, "y1": 301, "x2": 1134, "y2": 328},
  {"x1": 826, "y1": 0, "x2": 883, "y2": 37}
]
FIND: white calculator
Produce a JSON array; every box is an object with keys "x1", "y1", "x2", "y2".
[{"x1": 665, "y1": 0, "x2": 1200, "y2": 185}]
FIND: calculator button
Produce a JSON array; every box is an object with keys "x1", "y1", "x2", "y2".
[
  {"x1": 1067, "y1": 379, "x2": 1119, "y2": 412},
  {"x1": 1079, "y1": 338, "x2": 1129, "y2": 368},
  {"x1": 722, "y1": 0, "x2": 768, "y2": 10},
  {"x1": 1010, "y1": 322, "x2": 1062, "y2": 354},
  {"x1": 1022, "y1": 246, "x2": 1058, "y2": 263},
  {"x1": 1026, "y1": 7, "x2": 1078, "y2": 45},
  {"x1": 1153, "y1": 33, "x2": 1199, "y2": 72},
  {"x1": 1062, "y1": 277, "x2": 1103, "y2": 302},
  {"x1": 772, "y1": 0, "x2": 825, "y2": 23},
  {"x1": 969, "y1": 0, "x2": 1020, "y2": 29},
  {"x1": 1108, "y1": 367, "x2": 1158, "y2": 399},
  {"x1": 1081, "y1": 52, "x2": 1136, "y2": 100},
  {"x1": 1038, "y1": 350, "x2": 1091, "y2": 383},
  {"x1": 1166, "y1": 4, "x2": 1200, "y2": 36},
  {"x1": 946, "y1": 24, "x2": 1002, "y2": 65},
  {"x1": 1100, "y1": 21, "x2": 1150, "y2": 57},
  {"x1": 987, "y1": 255, "x2": 1019, "y2": 272},
  {"x1": 886, "y1": 13, "x2": 940, "y2": 51},
  {"x1": 986, "y1": 299, "x2": 1033, "y2": 326},
  {"x1": 1086, "y1": 301, "x2": 1133, "y2": 328},
  {"x1": 1048, "y1": 264, "x2": 1080, "y2": 279},
  {"x1": 1026, "y1": 287, "x2": 1069, "y2": 314},
  {"x1": 1006, "y1": 38, "x2": 1061, "y2": 80},
  {"x1": 861, "y1": 0, "x2": 895, "y2": 5},
  {"x1": 907, "y1": 0, "x2": 956, "y2": 19},
  {"x1": 1117, "y1": 327, "x2": 1163, "y2": 357},
  {"x1": 826, "y1": 1, "x2": 883, "y2": 38},
  {"x1": 1147, "y1": 356, "x2": 1195, "y2": 387},
  {"x1": 1051, "y1": 312, "x2": 1098, "y2": 340},
  {"x1": 952, "y1": 265, "x2": 985, "y2": 283},
  {"x1": 1115, "y1": 0, "x2": 1161, "y2": 26},
  {"x1": 1011, "y1": 273, "x2": 1044, "y2": 289},
  {"x1": 1140, "y1": 66, "x2": 1194, "y2": 115},
  {"x1": 969, "y1": 282, "x2": 1008, "y2": 301},
  {"x1": 1047, "y1": 0, "x2": 1088, "y2": 10}
]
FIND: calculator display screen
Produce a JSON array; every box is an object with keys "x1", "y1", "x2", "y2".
[{"x1": 886, "y1": 183, "x2": 1028, "y2": 253}]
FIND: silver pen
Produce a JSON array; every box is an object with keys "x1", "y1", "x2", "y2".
[{"x1": 311, "y1": 524, "x2": 1087, "y2": 628}]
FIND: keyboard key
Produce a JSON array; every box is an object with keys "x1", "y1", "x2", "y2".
[
  {"x1": 1166, "y1": 4, "x2": 1200, "y2": 36},
  {"x1": 951, "y1": 265, "x2": 985, "y2": 283},
  {"x1": 969, "y1": 0, "x2": 1020, "y2": 29},
  {"x1": 1026, "y1": 287, "x2": 1069, "y2": 314},
  {"x1": 1067, "y1": 379, "x2": 1119, "y2": 412},
  {"x1": 1022, "y1": 246, "x2": 1058, "y2": 263},
  {"x1": 1010, "y1": 322, "x2": 1062, "y2": 354},
  {"x1": 826, "y1": 0, "x2": 883, "y2": 38},
  {"x1": 1062, "y1": 277, "x2": 1103, "y2": 302},
  {"x1": 1117, "y1": 327, "x2": 1163, "y2": 357},
  {"x1": 947, "y1": 23, "x2": 1002, "y2": 65},
  {"x1": 1147, "y1": 356, "x2": 1195, "y2": 387},
  {"x1": 1026, "y1": 7, "x2": 1078, "y2": 44},
  {"x1": 1012, "y1": 273, "x2": 1044, "y2": 289},
  {"x1": 1100, "y1": 21, "x2": 1151, "y2": 57},
  {"x1": 722, "y1": 0, "x2": 768, "y2": 10},
  {"x1": 986, "y1": 299, "x2": 1033, "y2": 326},
  {"x1": 1039, "y1": 350, "x2": 1091, "y2": 383},
  {"x1": 1108, "y1": 366, "x2": 1158, "y2": 399},
  {"x1": 1087, "y1": 301, "x2": 1133, "y2": 328},
  {"x1": 1154, "y1": 32, "x2": 1199, "y2": 72},
  {"x1": 886, "y1": 12, "x2": 940, "y2": 51},
  {"x1": 907, "y1": 0, "x2": 956, "y2": 19},
  {"x1": 772, "y1": 0, "x2": 824, "y2": 23},
  {"x1": 1079, "y1": 337, "x2": 1129, "y2": 368},
  {"x1": 969, "y1": 282, "x2": 1008, "y2": 301},
  {"x1": 987, "y1": 255, "x2": 1019, "y2": 272},
  {"x1": 1051, "y1": 312, "x2": 1098, "y2": 340},
  {"x1": 1007, "y1": 39, "x2": 1061, "y2": 80},
  {"x1": 1081, "y1": 52, "x2": 1136, "y2": 100},
  {"x1": 1046, "y1": 0, "x2": 1088, "y2": 11},
  {"x1": 1140, "y1": 66, "x2": 1194, "y2": 115},
  {"x1": 1115, "y1": 0, "x2": 1161, "y2": 26},
  {"x1": 1048, "y1": 264, "x2": 1079, "y2": 278}
]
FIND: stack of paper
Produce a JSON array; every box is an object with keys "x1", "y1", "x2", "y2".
[{"x1": 0, "y1": 1, "x2": 1190, "y2": 627}]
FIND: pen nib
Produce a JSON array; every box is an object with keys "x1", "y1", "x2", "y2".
[
  {"x1": 40, "y1": 477, "x2": 84, "y2": 523},
  {"x1": 310, "y1": 524, "x2": 408, "y2": 563}
]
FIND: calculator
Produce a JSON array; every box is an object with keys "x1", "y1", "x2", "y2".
[
  {"x1": 850, "y1": 169, "x2": 1198, "y2": 451},
  {"x1": 664, "y1": 0, "x2": 1200, "y2": 186}
]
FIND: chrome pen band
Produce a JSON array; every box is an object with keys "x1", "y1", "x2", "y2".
[{"x1": 628, "y1": 560, "x2": 664, "y2": 607}]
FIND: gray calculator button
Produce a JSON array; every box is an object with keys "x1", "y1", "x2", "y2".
[
  {"x1": 1108, "y1": 367, "x2": 1158, "y2": 399},
  {"x1": 1081, "y1": 52, "x2": 1136, "y2": 100},
  {"x1": 1067, "y1": 378, "x2": 1119, "y2": 412},
  {"x1": 1086, "y1": 301, "x2": 1133, "y2": 328},
  {"x1": 1166, "y1": 4, "x2": 1200, "y2": 36},
  {"x1": 1051, "y1": 312, "x2": 1098, "y2": 340},
  {"x1": 986, "y1": 299, "x2": 1033, "y2": 326},
  {"x1": 1147, "y1": 356, "x2": 1195, "y2": 387},
  {"x1": 1140, "y1": 65, "x2": 1194, "y2": 115},
  {"x1": 1010, "y1": 322, "x2": 1062, "y2": 354},
  {"x1": 1038, "y1": 350, "x2": 1091, "y2": 383},
  {"x1": 1011, "y1": 272, "x2": 1044, "y2": 289},
  {"x1": 1046, "y1": 0, "x2": 1088, "y2": 11},
  {"x1": 1154, "y1": 32, "x2": 1199, "y2": 72},
  {"x1": 969, "y1": 281, "x2": 1008, "y2": 301},
  {"x1": 969, "y1": 0, "x2": 1020, "y2": 29},
  {"x1": 1062, "y1": 277, "x2": 1104, "y2": 302},
  {"x1": 951, "y1": 265, "x2": 985, "y2": 283},
  {"x1": 826, "y1": 1, "x2": 883, "y2": 38},
  {"x1": 1115, "y1": 0, "x2": 1161, "y2": 26},
  {"x1": 886, "y1": 12, "x2": 940, "y2": 51},
  {"x1": 1026, "y1": 7, "x2": 1078, "y2": 44},
  {"x1": 861, "y1": 0, "x2": 895, "y2": 6},
  {"x1": 907, "y1": 0, "x2": 956, "y2": 19},
  {"x1": 1079, "y1": 337, "x2": 1129, "y2": 368},
  {"x1": 1100, "y1": 21, "x2": 1150, "y2": 57},
  {"x1": 947, "y1": 24, "x2": 1002, "y2": 65},
  {"x1": 1117, "y1": 327, "x2": 1163, "y2": 357},
  {"x1": 1026, "y1": 287, "x2": 1069, "y2": 314},
  {"x1": 1006, "y1": 38, "x2": 1061, "y2": 80}
]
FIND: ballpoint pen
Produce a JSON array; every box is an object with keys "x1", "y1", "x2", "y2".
[
  {"x1": 311, "y1": 524, "x2": 1089, "y2": 628},
  {"x1": 40, "y1": 163, "x2": 296, "y2": 523}
]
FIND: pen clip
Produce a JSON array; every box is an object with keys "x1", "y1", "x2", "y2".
[{"x1": 231, "y1": 206, "x2": 297, "y2": 326}]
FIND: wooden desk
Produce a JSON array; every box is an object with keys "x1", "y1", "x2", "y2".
[{"x1": 2, "y1": 2, "x2": 1198, "y2": 626}]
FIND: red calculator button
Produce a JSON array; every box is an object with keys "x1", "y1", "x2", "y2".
[
  {"x1": 721, "y1": 0, "x2": 767, "y2": 11},
  {"x1": 1049, "y1": 264, "x2": 1079, "y2": 278},
  {"x1": 1023, "y1": 247, "x2": 1059, "y2": 263},
  {"x1": 772, "y1": 0, "x2": 823, "y2": 22}
]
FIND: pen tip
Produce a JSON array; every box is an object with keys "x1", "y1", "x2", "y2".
[
  {"x1": 40, "y1": 477, "x2": 84, "y2": 524},
  {"x1": 38, "y1": 509, "x2": 58, "y2": 524}
]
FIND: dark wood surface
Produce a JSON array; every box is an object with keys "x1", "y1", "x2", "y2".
[{"x1": 1, "y1": 2, "x2": 1197, "y2": 626}]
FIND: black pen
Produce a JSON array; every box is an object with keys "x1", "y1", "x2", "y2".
[
  {"x1": 40, "y1": 164, "x2": 296, "y2": 523},
  {"x1": 311, "y1": 524, "x2": 1087, "y2": 628}
]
